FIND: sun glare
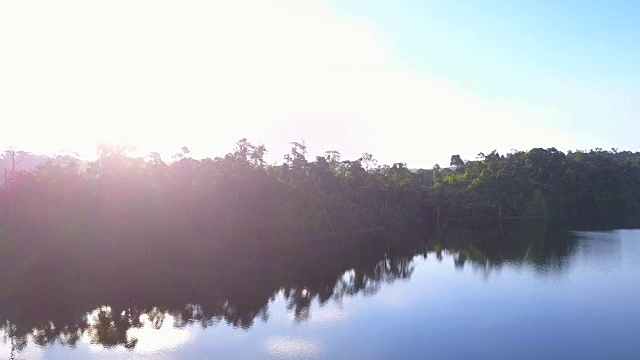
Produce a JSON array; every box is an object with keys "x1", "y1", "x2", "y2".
[{"x1": 0, "y1": 0, "x2": 593, "y2": 167}]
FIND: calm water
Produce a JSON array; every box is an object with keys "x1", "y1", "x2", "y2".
[{"x1": 2, "y1": 226, "x2": 640, "y2": 359}]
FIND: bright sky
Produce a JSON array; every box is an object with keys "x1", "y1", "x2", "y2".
[{"x1": 1, "y1": 0, "x2": 639, "y2": 167}]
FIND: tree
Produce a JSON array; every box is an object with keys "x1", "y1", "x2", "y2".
[{"x1": 450, "y1": 154, "x2": 464, "y2": 167}]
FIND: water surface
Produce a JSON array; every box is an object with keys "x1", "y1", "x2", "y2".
[{"x1": 2, "y1": 225, "x2": 639, "y2": 359}]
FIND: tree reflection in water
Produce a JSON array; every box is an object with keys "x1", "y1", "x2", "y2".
[{"x1": 0, "y1": 222, "x2": 581, "y2": 353}]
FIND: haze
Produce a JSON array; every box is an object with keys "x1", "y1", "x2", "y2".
[{"x1": 2, "y1": 0, "x2": 639, "y2": 167}]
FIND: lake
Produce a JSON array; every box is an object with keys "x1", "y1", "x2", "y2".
[{"x1": 2, "y1": 223, "x2": 640, "y2": 359}]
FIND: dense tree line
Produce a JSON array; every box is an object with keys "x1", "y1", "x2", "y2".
[
  {"x1": 2, "y1": 142, "x2": 640, "y2": 259},
  {"x1": 433, "y1": 147, "x2": 640, "y2": 225},
  {"x1": 0, "y1": 139, "x2": 423, "y2": 266}
]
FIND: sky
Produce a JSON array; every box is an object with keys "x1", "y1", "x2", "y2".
[{"x1": 1, "y1": 0, "x2": 639, "y2": 168}]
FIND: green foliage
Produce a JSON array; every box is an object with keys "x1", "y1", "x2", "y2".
[
  {"x1": 427, "y1": 147, "x2": 640, "y2": 226},
  {"x1": 1, "y1": 144, "x2": 640, "y2": 256},
  {"x1": 0, "y1": 140, "x2": 425, "y2": 257}
]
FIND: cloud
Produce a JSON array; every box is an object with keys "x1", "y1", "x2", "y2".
[{"x1": 0, "y1": 0, "x2": 580, "y2": 166}]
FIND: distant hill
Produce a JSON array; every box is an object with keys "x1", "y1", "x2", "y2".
[
  {"x1": 0, "y1": 152, "x2": 89, "y2": 175},
  {"x1": 0, "y1": 152, "x2": 50, "y2": 172}
]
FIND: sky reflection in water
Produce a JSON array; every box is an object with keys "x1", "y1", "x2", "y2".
[{"x1": 2, "y1": 228, "x2": 639, "y2": 359}]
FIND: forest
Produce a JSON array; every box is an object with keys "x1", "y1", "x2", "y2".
[
  {"x1": 2, "y1": 140, "x2": 639, "y2": 289},
  {"x1": 2, "y1": 141, "x2": 640, "y2": 256}
]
